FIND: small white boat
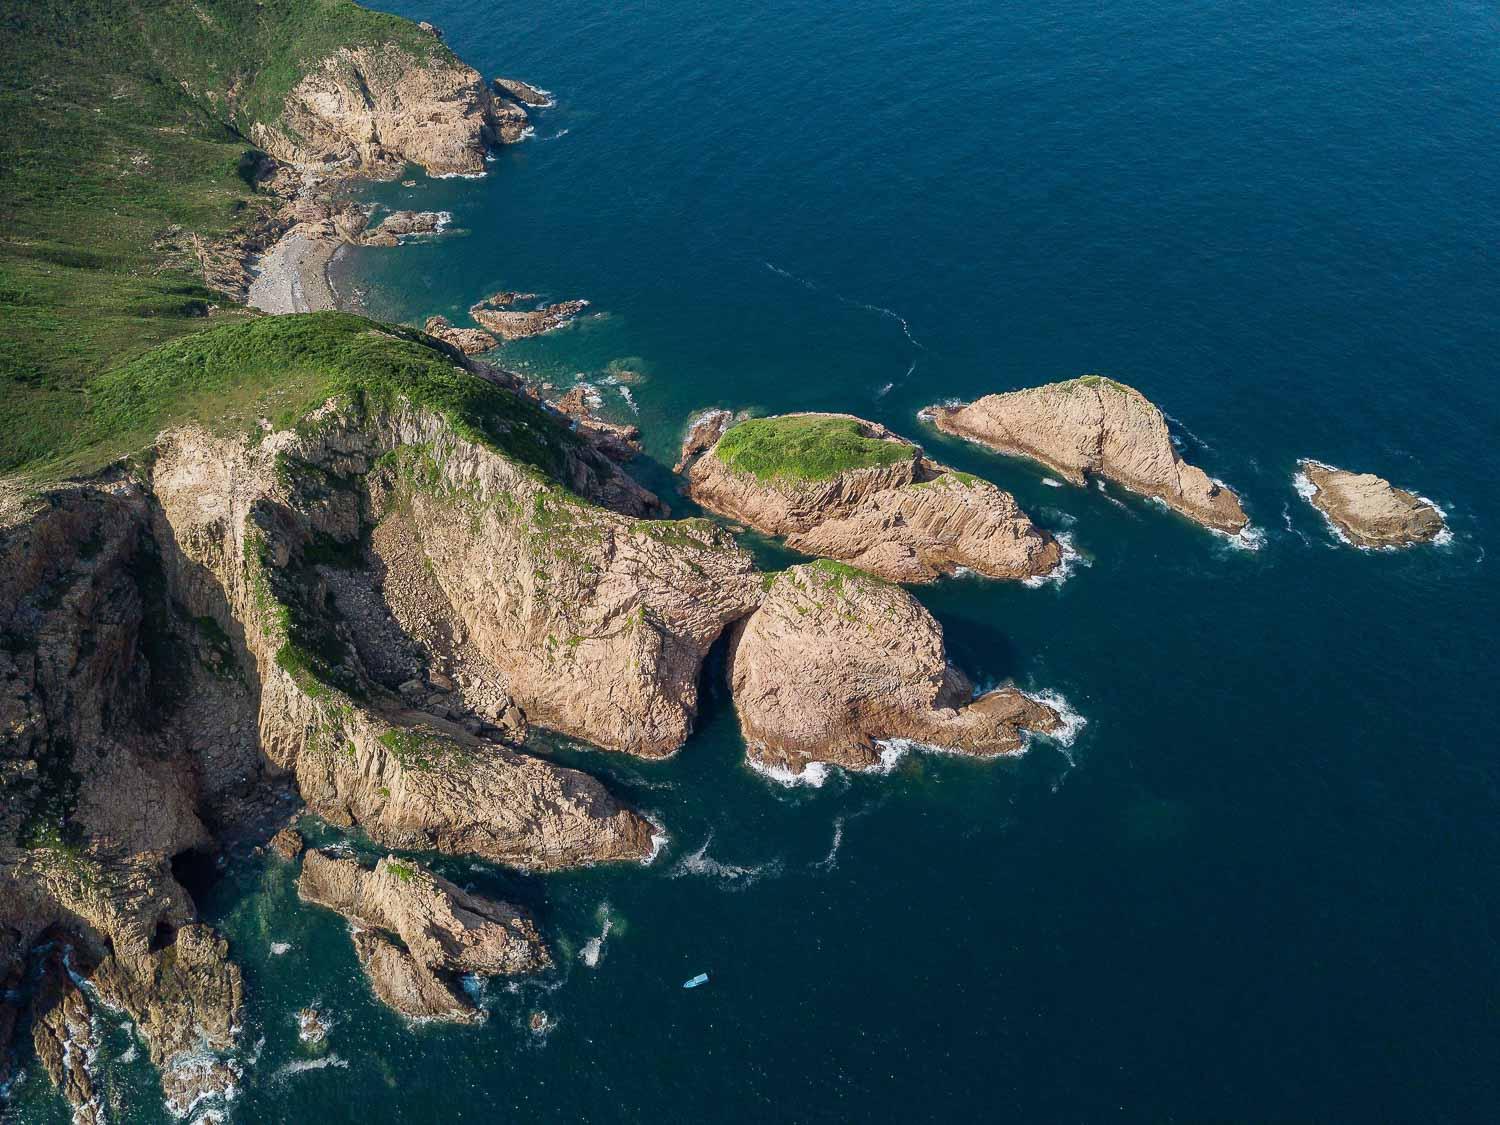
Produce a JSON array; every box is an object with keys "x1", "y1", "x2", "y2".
[{"x1": 682, "y1": 972, "x2": 709, "y2": 989}]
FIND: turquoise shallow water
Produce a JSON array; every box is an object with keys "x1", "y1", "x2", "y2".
[{"x1": 11, "y1": 1, "x2": 1500, "y2": 1120}]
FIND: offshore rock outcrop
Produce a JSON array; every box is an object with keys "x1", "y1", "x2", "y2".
[
  {"x1": 470, "y1": 294, "x2": 591, "y2": 341},
  {"x1": 299, "y1": 850, "x2": 548, "y2": 1022},
  {"x1": 1295, "y1": 460, "x2": 1446, "y2": 548},
  {"x1": 729, "y1": 563, "x2": 1061, "y2": 777},
  {"x1": 924, "y1": 378, "x2": 1248, "y2": 534},
  {"x1": 360, "y1": 210, "x2": 450, "y2": 246},
  {"x1": 679, "y1": 412, "x2": 1061, "y2": 583}
]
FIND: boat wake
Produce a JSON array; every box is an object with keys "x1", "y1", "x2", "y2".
[{"x1": 763, "y1": 261, "x2": 925, "y2": 349}]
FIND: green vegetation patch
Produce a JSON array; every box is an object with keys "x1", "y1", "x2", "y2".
[
  {"x1": 0, "y1": 0, "x2": 467, "y2": 476},
  {"x1": 378, "y1": 727, "x2": 468, "y2": 772},
  {"x1": 713, "y1": 416, "x2": 913, "y2": 483},
  {"x1": 8, "y1": 311, "x2": 577, "y2": 478}
]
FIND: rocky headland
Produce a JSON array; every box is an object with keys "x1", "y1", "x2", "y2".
[
  {"x1": 424, "y1": 315, "x2": 498, "y2": 355},
  {"x1": 298, "y1": 850, "x2": 548, "y2": 1022},
  {"x1": 923, "y1": 377, "x2": 1248, "y2": 535},
  {"x1": 1295, "y1": 460, "x2": 1446, "y2": 548},
  {"x1": 729, "y1": 562, "x2": 1061, "y2": 779},
  {"x1": 677, "y1": 412, "x2": 1062, "y2": 583}
]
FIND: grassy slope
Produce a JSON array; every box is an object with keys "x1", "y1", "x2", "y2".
[
  {"x1": 0, "y1": 1, "x2": 450, "y2": 475},
  {"x1": 714, "y1": 415, "x2": 914, "y2": 482}
]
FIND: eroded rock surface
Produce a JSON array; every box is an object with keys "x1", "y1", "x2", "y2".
[
  {"x1": 250, "y1": 44, "x2": 519, "y2": 177},
  {"x1": 924, "y1": 378, "x2": 1248, "y2": 534},
  {"x1": 299, "y1": 850, "x2": 548, "y2": 1022},
  {"x1": 470, "y1": 294, "x2": 590, "y2": 340},
  {"x1": 680, "y1": 412, "x2": 1061, "y2": 583},
  {"x1": 729, "y1": 562, "x2": 1060, "y2": 777},
  {"x1": 361, "y1": 210, "x2": 450, "y2": 246},
  {"x1": 423, "y1": 315, "x2": 498, "y2": 356},
  {"x1": 1296, "y1": 460, "x2": 1445, "y2": 548}
]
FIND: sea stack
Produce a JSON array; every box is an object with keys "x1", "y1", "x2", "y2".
[
  {"x1": 678, "y1": 411, "x2": 1062, "y2": 583},
  {"x1": 922, "y1": 377, "x2": 1248, "y2": 535},
  {"x1": 728, "y1": 562, "x2": 1062, "y2": 779},
  {"x1": 1295, "y1": 460, "x2": 1445, "y2": 548}
]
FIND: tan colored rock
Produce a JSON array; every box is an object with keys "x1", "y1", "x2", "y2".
[
  {"x1": 270, "y1": 826, "x2": 303, "y2": 861},
  {"x1": 494, "y1": 77, "x2": 554, "y2": 108},
  {"x1": 729, "y1": 562, "x2": 1061, "y2": 777},
  {"x1": 361, "y1": 210, "x2": 449, "y2": 246},
  {"x1": 674, "y1": 409, "x2": 734, "y2": 473},
  {"x1": 924, "y1": 378, "x2": 1248, "y2": 534},
  {"x1": 249, "y1": 44, "x2": 519, "y2": 177},
  {"x1": 299, "y1": 850, "x2": 548, "y2": 1021},
  {"x1": 423, "y1": 315, "x2": 497, "y2": 355},
  {"x1": 470, "y1": 296, "x2": 590, "y2": 340},
  {"x1": 680, "y1": 412, "x2": 1061, "y2": 583},
  {"x1": 1296, "y1": 460, "x2": 1445, "y2": 548}
]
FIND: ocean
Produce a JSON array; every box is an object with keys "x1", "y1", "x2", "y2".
[{"x1": 11, "y1": 0, "x2": 1499, "y2": 1120}]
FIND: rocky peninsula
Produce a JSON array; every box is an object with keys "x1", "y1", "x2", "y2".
[
  {"x1": 678, "y1": 412, "x2": 1062, "y2": 583},
  {"x1": 923, "y1": 377, "x2": 1248, "y2": 535},
  {"x1": 730, "y1": 562, "x2": 1062, "y2": 778},
  {"x1": 1295, "y1": 460, "x2": 1446, "y2": 548}
]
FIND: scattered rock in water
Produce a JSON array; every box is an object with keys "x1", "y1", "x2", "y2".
[
  {"x1": 729, "y1": 561, "x2": 1062, "y2": 777},
  {"x1": 297, "y1": 1007, "x2": 329, "y2": 1045},
  {"x1": 360, "y1": 209, "x2": 449, "y2": 246},
  {"x1": 679, "y1": 412, "x2": 1061, "y2": 583},
  {"x1": 1295, "y1": 459, "x2": 1445, "y2": 548},
  {"x1": 923, "y1": 377, "x2": 1248, "y2": 534},
  {"x1": 270, "y1": 826, "x2": 304, "y2": 861},
  {"x1": 529, "y1": 1011, "x2": 551, "y2": 1034},
  {"x1": 423, "y1": 315, "x2": 497, "y2": 355}
]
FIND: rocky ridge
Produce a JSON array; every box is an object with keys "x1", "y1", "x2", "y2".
[
  {"x1": 298, "y1": 850, "x2": 548, "y2": 1022},
  {"x1": 1296, "y1": 460, "x2": 1445, "y2": 548},
  {"x1": 923, "y1": 378, "x2": 1248, "y2": 535},
  {"x1": 679, "y1": 412, "x2": 1062, "y2": 583},
  {"x1": 469, "y1": 294, "x2": 591, "y2": 341}
]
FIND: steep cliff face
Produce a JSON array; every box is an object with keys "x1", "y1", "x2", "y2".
[
  {"x1": 680, "y1": 413, "x2": 1061, "y2": 583},
  {"x1": 3, "y1": 379, "x2": 757, "y2": 1111},
  {"x1": 728, "y1": 562, "x2": 1060, "y2": 777},
  {"x1": 924, "y1": 378, "x2": 1248, "y2": 534},
  {"x1": 249, "y1": 44, "x2": 515, "y2": 177}
]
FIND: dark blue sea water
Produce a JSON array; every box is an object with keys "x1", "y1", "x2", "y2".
[{"x1": 13, "y1": 1, "x2": 1500, "y2": 1120}]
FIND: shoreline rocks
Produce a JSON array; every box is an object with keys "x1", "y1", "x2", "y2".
[
  {"x1": 679, "y1": 412, "x2": 1062, "y2": 584},
  {"x1": 729, "y1": 562, "x2": 1061, "y2": 777},
  {"x1": 298, "y1": 850, "x2": 550, "y2": 1022},
  {"x1": 923, "y1": 378, "x2": 1248, "y2": 535},
  {"x1": 469, "y1": 293, "x2": 590, "y2": 340},
  {"x1": 423, "y1": 315, "x2": 498, "y2": 355},
  {"x1": 1296, "y1": 460, "x2": 1445, "y2": 548}
]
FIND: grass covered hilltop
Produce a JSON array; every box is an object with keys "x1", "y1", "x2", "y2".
[
  {"x1": 713, "y1": 414, "x2": 915, "y2": 481},
  {"x1": 0, "y1": 0, "x2": 454, "y2": 476}
]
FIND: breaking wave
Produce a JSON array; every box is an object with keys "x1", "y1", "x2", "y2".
[
  {"x1": 580, "y1": 903, "x2": 613, "y2": 968},
  {"x1": 745, "y1": 751, "x2": 832, "y2": 789},
  {"x1": 1022, "y1": 531, "x2": 1090, "y2": 588},
  {"x1": 272, "y1": 1055, "x2": 348, "y2": 1081},
  {"x1": 671, "y1": 835, "x2": 783, "y2": 887}
]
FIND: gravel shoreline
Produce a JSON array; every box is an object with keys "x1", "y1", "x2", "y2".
[{"x1": 246, "y1": 233, "x2": 339, "y2": 314}]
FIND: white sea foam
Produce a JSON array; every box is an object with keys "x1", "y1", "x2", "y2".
[
  {"x1": 1042, "y1": 477, "x2": 1064, "y2": 488},
  {"x1": 541, "y1": 128, "x2": 571, "y2": 141},
  {"x1": 1094, "y1": 479, "x2": 1129, "y2": 509},
  {"x1": 119, "y1": 1044, "x2": 138, "y2": 1064},
  {"x1": 1418, "y1": 496, "x2": 1454, "y2": 546},
  {"x1": 580, "y1": 903, "x2": 613, "y2": 967},
  {"x1": 1161, "y1": 410, "x2": 1212, "y2": 450},
  {"x1": 1022, "y1": 531, "x2": 1090, "y2": 588},
  {"x1": 433, "y1": 170, "x2": 487, "y2": 180},
  {"x1": 269, "y1": 942, "x2": 291, "y2": 956},
  {"x1": 616, "y1": 385, "x2": 639, "y2": 413},
  {"x1": 814, "y1": 817, "x2": 846, "y2": 870},
  {"x1": 1020, "y1": 689, "x2": 1088, "y2": 763},
  {"x1": 1216, "y1": 523, "x2": 1266, "y2": 552},
  {"x1": 642, "y1": 816, "x2": 669, "y2": 865},
  {"x1": 672, "y1": 835, "x2": 782, "y2": 886},
  {"x1": 875, "y1": 381, "x2": 894, "y2": 397},
  {"x1": 272, "y1": 1055, "x2": 348, "y2": 1080},
  {"x1": 745, "y1": 751, "x2": 831, "y2": 788}
]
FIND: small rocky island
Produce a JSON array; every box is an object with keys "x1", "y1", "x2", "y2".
[
  {"x1": 469, "y1": 292, "x2": 590, "y2": 340},
  {"x1": 731, "y1": 562, "x2": 1062, "y2": 779},
  {"x1": 922, "y1": 377, "x2": 1248, "y2": 535},
  {"x1": 677, "y1": 411, "x2": 1063, "y2": 583},
  {"x1": 1296, "y1": 460, "x2": 1445, "y2": 548}
]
